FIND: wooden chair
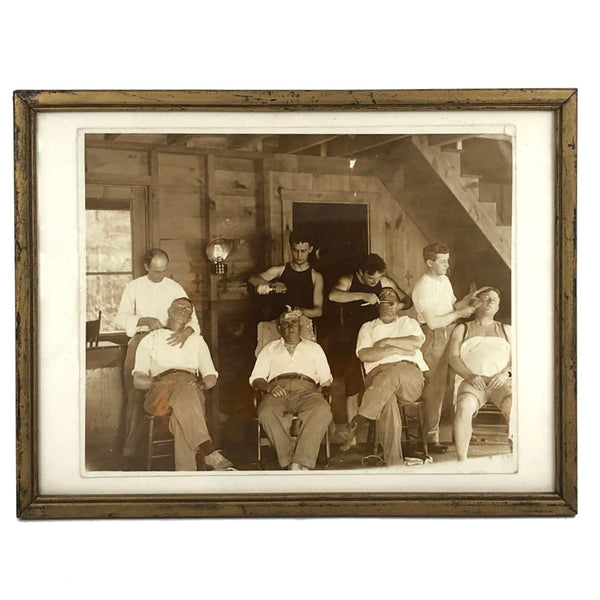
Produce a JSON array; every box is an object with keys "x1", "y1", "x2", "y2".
[
  {"x1": 254, "y1": 317, "x2": 316, "y2": 357},
  {"x1": 144, "y1": 392, "x2": 213, "y2": 471},
  {"x1": 471, "y1": 402, "x2": 510, "y2": 446},
  {"x1": 253, "y1": 386, "x2": 332, "y2": 469},
  {"x1": 144, "y1": 414, "x2": 175, "y2": 471},
  {"x1": 86, "y1": 310, "x2": 102, "y2": 347},
  {"x1": 452, "y1": 375, "x2": 511, "y2": 449},
  {"x1": 365, "y1": 401, "x2": 430, "y2": 462}
]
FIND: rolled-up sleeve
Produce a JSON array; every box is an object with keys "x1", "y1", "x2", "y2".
[
  {"x1": 313, "y1": 345, "x2": 333, "y2": 385},
  {"x1": 197, "y1": 337, "x2": 218, "y2": 379},
  {"x1": 355, "y1": 321, "x2": 374, "y2": 356},
  {"x1": 406, "y1": 319, "x2": 426, "y2": 345},
  {"x1": 116, "y1": 283, "x2": 140, "y2": 337},
  {"x1": 249, "y1": 345, "x2": 271, "y2": 385},
  {"x1": 132, "y1": 335, "x2": 151, "y2": 376},
  {"x1": 410, "y1": 279, "x2": 431, "y2": 316}
]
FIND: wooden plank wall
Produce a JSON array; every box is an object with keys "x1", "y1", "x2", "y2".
[
  {"x1": 379, "y1": 182, "x2": 430, "y2": 295},
  {"x1": 86, "y1": 367, "x2": 125, "y2": 457},
  {"x1": 209, "y1": 157, "x2": 263, "y2": 432},
  {"x1": 154, "y1": 151, "x2": 211, "y2": 332}
]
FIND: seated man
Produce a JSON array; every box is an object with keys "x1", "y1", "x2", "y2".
[
  {"x1": 329, "y1": 253, "x2": 412, "y2": 451},
  {"x1": 249, "y1": 307, "x2": 333, "y2": 471},
  {"x1": 132, "y1": 297, "x2": 234, "y2": 471},
  {"x1": 337, "y1": 287, "x2": 428, "y2": 466},
  {"x1": 448, "y1": 287, "x2": 512, "y2": 461}
]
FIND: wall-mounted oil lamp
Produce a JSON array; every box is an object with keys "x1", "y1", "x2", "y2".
[{"x1": 206, "y1": 235, "x2": 235, "y2": 275}]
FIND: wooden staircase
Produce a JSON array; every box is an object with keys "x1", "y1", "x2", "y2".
[{"x1": 411, "y1": 135, "x2": 512, "y2": 267}]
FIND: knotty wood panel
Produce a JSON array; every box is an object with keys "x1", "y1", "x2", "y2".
[
  {"x1": 157, "y1": 152, "x2": 205, "y2": 186},
  {"x1": 157, "y1": 188, "x2": 205, "y2": 218},
  {"x1": 86, "y1": 366, "x2": 125, "y2": 451},
  {"x1": 159, "y1": 216, "x2": 205, "y2": 239},
  {"x1": 379, "y1": 186, "x2": 429, "y2": 295},
  {"x1": 86, "y1": 147, "x2": 150, "y2": 176},
  {"x1": 214, "y1": 169, "x2": 258, "y2": 196},
  {"x1": 214, "y1": 156, "x2": 257, "y2": 172}
]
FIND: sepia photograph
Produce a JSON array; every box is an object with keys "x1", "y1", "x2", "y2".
[{"x1": 84, "y1": 130, "x2": 515, "y2": 476}]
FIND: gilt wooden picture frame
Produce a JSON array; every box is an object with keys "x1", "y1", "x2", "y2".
[{"x1": 14, "y1": 89, "x2": 577, "y2": 519}]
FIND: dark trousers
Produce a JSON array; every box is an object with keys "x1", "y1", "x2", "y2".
[{"x1": 121, "y1": 332, "x2": 148, "y2": 458}]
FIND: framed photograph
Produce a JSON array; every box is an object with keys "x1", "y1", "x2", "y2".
[{"x1": 14, "y1": 89, "x2": 577, "y2": 519}]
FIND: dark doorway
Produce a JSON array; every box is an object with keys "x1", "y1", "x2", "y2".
[{"x1": 292, "y1": 202, "x2": 369, "y2": 357}]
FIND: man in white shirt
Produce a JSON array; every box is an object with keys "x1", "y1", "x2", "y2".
[
  {"x1": 337, "y1": 287, "x2": 428, "y2": 466},
  {"x1": 116, "y1": 248, "x2": 201, "y2": 462},
  {"x1": 133, "y1": 297, "x2": 234, "y2": 471},
  {"x1": 448, "y1": 287, "x2": 512, "y2": 461},
  {"x1": 411, "y1": 242, "x2": 483, "y2": 453},
  {"x1": 249, "y1": 307, "x2": 333, "y2": 470}
]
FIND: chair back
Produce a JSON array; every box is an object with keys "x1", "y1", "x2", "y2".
[
  {"x1": 254, "y1": 316, "x2": 317, "y2": 357},
  {"x1": 86, "y1": 311, "x2": 102, "y2": 347}
]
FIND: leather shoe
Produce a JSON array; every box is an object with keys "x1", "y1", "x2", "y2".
[
  {"x1": 339, "y1": 437, "x2": 357, "y2": 452},
  {"x1": 337, "y1": 421, "x2": 358, "y2": 443},
  {"x1": 204, "y1": 450, "x2": 236, "y2": 470},
  {"x1": 428, "y1": 442, "x2": 448, "y2": 454},
  {"x1": 289, "y1": 462, "x2": 310, "y2": 471}
]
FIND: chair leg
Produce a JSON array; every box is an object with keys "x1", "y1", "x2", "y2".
[
  {"x1": 257, "y1": 421, "x2": 262, "y2": 469},
  {"x1": 146, "y1": 417, "x2": 155, "y2": 471},
  {"x1": 373, "y1": 421, "x2": 379, "y2": 455},
  {"x1": 400, "y1": 403, "x2": 430, "y2": 460},
  {"x1": 366, "y1": 420, "x2": 379, "y2": 454},
  {"x1": 416, "y1": 403, "x2": 429, "y2": 458}
]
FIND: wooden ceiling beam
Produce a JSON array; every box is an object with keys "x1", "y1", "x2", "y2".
[
  {"x1": 277, "y1": 134, "x2": 340, "y2": 153},
  {"x1": 228, "y1": 134, "x2": 272, "y2": 149},
  {"x1": 166, "y1": 134, "x2": 195, "y2": 146},
  {"x1": 325, "y1": 135, "x2": 411, "y2": 157},
  {"x1": 428, "y1": 133, "x2": 512, "y2": 146}
]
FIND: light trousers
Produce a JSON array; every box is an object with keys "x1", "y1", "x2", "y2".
[
  {"x1": 358, "y1": 362, "x2": 425, "y2": 466},
  {"x1": 420, "y1": 324, "x2": 455, "y2": 442},
  {"x1": 144, "y1": 372, "x2": 211, "y2": 471},
  {"x1": 257, "y1": 379, "x2": 332, "y2": 469}
]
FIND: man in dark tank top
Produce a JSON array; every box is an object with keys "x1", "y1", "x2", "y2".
[
  {"x1": 249, "y1": 230, "x2": 324, "y2": 349},
  {"x1": 329, "y1": 253, "x2": 412, "y2": 450},
  {"x1": 249, "y1": 230, "x2": 324, "y2": 319}
]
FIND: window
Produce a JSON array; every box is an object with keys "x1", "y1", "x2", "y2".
[{"x1": 86, "y1": 186, "x2": 148, "y2": 333}]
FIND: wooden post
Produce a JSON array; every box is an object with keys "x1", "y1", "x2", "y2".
[{"x1": 204, "y1": 154, "x2": 220, "y2": 445}]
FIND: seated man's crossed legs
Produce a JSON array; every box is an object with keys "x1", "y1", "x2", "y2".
[
  {"x1": 144, "y1": 372, "x2": 234, "y2": 471},
  {"x1": 257, "y1": 379, "x2": 332, "y2": 470},
  {"x1": 338, "y1": 362, "x2": 425, "y2": 465}
]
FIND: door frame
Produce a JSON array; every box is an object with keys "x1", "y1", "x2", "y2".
[{"x1": 279, "y1": 189, "x2": 385, "y2": 263}]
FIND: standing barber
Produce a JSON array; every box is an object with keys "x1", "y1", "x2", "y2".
[{"x1": 116, "y1": 248, "x2": 200, "y2": 464}]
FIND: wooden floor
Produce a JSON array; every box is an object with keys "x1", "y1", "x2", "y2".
[{"x1": 86, "y1": 411, "x2": 512, "y2": 472}]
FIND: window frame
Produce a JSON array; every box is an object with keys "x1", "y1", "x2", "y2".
[{"x1": 85, "y1": 185, "x2": 149, "y2": 336}]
